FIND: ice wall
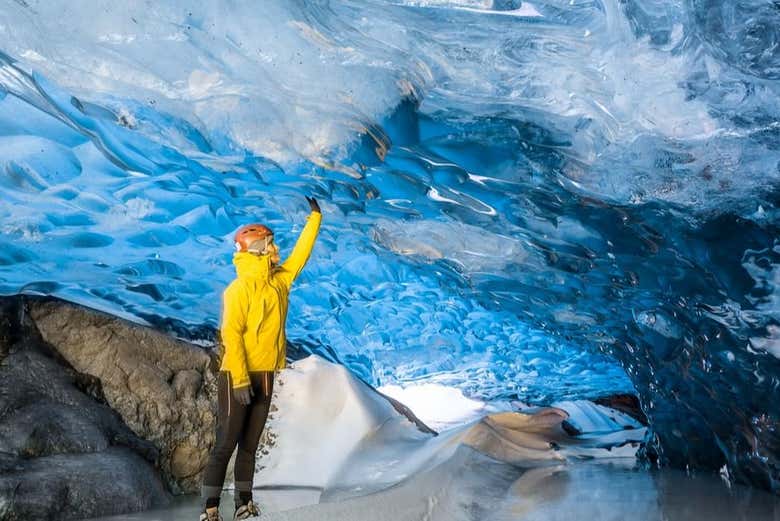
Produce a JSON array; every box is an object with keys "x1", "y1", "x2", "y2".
[{"x1": 0, "y1": 0, "x2": 778, "y2": 492}]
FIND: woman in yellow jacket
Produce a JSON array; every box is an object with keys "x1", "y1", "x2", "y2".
[{"x1": 200, "y1": 196, "x2": 321, "y2": 521}]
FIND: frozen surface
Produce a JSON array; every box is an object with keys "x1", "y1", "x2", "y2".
[
  {"x1": 87, "y1": 465, "x2": 780, "y2": 521},
  {"x1": 1, "y1": 0, "x2": 779, "y2": 490},
  {"x1": 86, "y1": 360, "x2": 779, "y2": 521}
]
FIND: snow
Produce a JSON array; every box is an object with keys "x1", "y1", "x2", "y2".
[{"x1": 249, "y1": 356, "x2": 644, "y2": 502}]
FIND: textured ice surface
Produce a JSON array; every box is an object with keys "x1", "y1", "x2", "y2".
[{"x1": 1, "y1": 0, "x2": 779, "y2": 492}]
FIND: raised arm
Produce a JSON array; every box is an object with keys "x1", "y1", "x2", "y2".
[
  {"x1": 279, "y1": 198, "x2": 322, "y2": 285},
  {"x1": 220, "y1": 281, "x2": 251, "y2": 389}
]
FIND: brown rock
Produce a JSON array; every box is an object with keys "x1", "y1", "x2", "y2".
[
  {"x1": 173, "y1": 369, "x2": 203, "y2": 401},
  {"x1": 26, "y1": 297, "x2": 218, "y2": 494},
  {"x1": 171, "y1": 443, "x2": 207, "y2": 479}
]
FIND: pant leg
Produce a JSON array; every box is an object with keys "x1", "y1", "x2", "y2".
[
  {"x1": 234, "y1": 371, "x2": 275, "y2": 496},
  {"x1": 201, "y1": 371, "x2": 249, "y2": 500}
]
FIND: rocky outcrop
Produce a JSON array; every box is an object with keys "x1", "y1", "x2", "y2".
[
  {"x1": 23, "y1": 297, "x2": 219, "y2": 494},
  {"x1": 0, "y1": 294, "x2": 224, "y2": 520},
  {"x1": 0, "y1": 297, "x2": 170, "y2": 520},
  {"x1": 0, "y1": 446, "x2": 169, "y2": 521}
]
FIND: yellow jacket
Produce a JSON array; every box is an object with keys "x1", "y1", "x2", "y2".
[{"x1": 220, "y1": 211, "x2": 322, "y2": 389}]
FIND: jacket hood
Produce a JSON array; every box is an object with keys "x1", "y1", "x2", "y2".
[{"x1": 233, "y1": 251, "x2": 272, "y2": 282}]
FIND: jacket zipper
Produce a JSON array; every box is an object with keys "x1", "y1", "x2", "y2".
[{"x1": 271, "y1": 282, "x2": 282, "y2": 370}]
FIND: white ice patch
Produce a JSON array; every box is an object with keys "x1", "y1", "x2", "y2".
[
  {"x1": 378, "y1": 382, "x2": 498, "y2": 431},
  {"x1": 19, "y1": 49, "x2": 45, "y2": 62},
  {"x1": 397, "y1": 0, "x2": 543, "y2": 16},
  {"x1": 372, "y1": 218, "x2": 528, "y2": 272},
  {"x1": 254, "y1": 356, "x2": 645, "y2": 498},
  {"x1": 743, "y1": 243, "x2": 780, "y2": 359},
  {"x1": 452, "y1": 4, "x2": 543, "y2": 17},
  {"x1": 253, "y1": 356, "x2": 430, "y2": 491},
  {"x1": 551, "y1": 399, "x2": 643, "y2": 433},
  {"x1": 750, "y1": 324, "x2": 780, "y2": 360}
]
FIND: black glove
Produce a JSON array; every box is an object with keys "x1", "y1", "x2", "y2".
[
  {"x1": 233, "y1": 385, "x2": 253, "y2": 406},
  {"x1": 306, "y1": 196, "x2": 321, "y2": 213}
]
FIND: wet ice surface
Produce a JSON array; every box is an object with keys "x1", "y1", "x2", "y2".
[
  {"x1": 88, "y1": 463, "x2": 780, "y2": 521},
  {"x1": 89, "y1": 357, "x2": 780, "y2": 521}
]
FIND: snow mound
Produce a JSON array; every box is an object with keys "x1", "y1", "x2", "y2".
[{"x1": 252, "y1": 355, "x2": 646, "y2": 502}]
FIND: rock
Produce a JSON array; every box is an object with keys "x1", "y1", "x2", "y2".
[
  {"x1": 0, "y1": 298, "x2": 19, "y2": 361},
  {"x1": 173, "y1": 369, "x2": 203, "y2": 401},
  {"x1": 171, "y1": 442, "x2": 207, "y2": 479},
  {"x1": 0, "y1": 347, "x2": 158, "y2": 462},
  {"x1": 25, "y1": 297, "x2": 218, "y2": 494},
  {"x1": 0, "y1": 340, "x2": 171, "y2": 520},
  {"x1": 0, "y1": 448, "x2": 169, "y2": 520},
  {"x1": 0, "y1": 402, "x2": 109, "y2": 457}
]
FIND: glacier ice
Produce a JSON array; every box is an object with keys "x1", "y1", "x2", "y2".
[{"x1": 0, "y1": 0, "x2": 779, "y2": 494}]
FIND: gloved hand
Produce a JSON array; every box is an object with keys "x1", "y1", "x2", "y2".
[
  {"x1": 306, "y1": 196, "x2": 321, "y2": 213},
  {"x1": 233, "y1": 385, "x2": 254, "y2": 406}
]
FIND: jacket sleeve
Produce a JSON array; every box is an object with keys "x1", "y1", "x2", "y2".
[
  {"x1": 279, "y1": 211, "x2": 322, "y2": 286},
  {"x1": 220, "y1": 281, "x2": 251, "y2": 389}
]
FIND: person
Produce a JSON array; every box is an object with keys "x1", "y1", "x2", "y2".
[{"x1": 200, "y1": 196, "x2": 322, "y2": 521}]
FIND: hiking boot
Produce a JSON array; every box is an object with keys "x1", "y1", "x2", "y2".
[
  {"x1": 199, "y1": 507, "x2": 223, "y2": 521},
  {"x1": 233, "y1": 500, "x2": 260, "y2": 520}
]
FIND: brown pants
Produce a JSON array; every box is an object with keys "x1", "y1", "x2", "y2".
[{"x1": 201, "y1": 371, "x2": 274, "y2": 504}]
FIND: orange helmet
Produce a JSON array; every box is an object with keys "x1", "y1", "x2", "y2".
[{"x1": 234, "y1": 223, "x2": 273, "y2": 253}]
